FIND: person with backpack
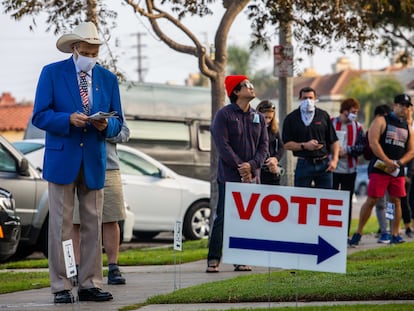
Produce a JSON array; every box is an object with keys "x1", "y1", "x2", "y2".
[{"x1": 331, "y1": 98, "x2": 366, "y2": 238}]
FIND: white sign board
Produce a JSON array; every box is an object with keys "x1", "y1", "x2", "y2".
[
  {"x1": 62, "y1": 239, "x2": 77, "y2": 278},
  {"x1": 174, "y1": 220, "x2": 182, "y2": 251},
  {"x1": 274, "y1": 44, "x2": 294, "y2": 77},
  {"x1": 222, "y1": 183, "x2": 349, "y2": 273}
]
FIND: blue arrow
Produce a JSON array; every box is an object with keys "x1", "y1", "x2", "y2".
[{"x1": 229, "y1": 236, "x2": 339, "y2": 264}]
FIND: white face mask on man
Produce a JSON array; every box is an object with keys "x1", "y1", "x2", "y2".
[
  {"x1": 347, "y1": 112, "x2": 357, "y2": 122},
  {"x1": 75, "y1": 48, "x2": 97, "y2": 72},
  {"x1": 300, "y1": 99, "x2": 316, "y2": 112}
]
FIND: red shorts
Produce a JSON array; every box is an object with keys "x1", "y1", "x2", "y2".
[{"x1": 367, "y1": 173, "x2": 406, "y2": 198}]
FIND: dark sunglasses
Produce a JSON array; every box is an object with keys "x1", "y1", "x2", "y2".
[{"x1": 239, "y1": 81, "x2": 254, "y2": 89}]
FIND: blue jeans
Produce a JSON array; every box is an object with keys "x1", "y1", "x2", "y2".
[
  {"x1": 207, "y1": 182, "x2": 226, "y2": 262},
  {"x1": 294, "y1": 158, "x2": 332, "y2": 189}
]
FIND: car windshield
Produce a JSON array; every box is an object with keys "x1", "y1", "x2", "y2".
[
  {"x1": 0, "y1": 144, "x2": 17, "y2": 172},
  {"x1": 13, "y1": 142, "x2": 44, "y2": 155},
  {"x1": 118, "y1": 149, "x2": 161, "y2": 177}
]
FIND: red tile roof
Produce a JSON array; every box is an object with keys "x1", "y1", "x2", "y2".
[
  {"x1": 0, "y1": 92, "x2": 33, "y2": 131},
  {"x1": 0, "y1": 104, "x2": 33, "y2": 131},
  {"x1": 293, "y1": 69, "x2": 366, "y2": 100}
]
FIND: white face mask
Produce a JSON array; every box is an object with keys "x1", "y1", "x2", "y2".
[
  {"x1": 300, "y1": 99, "x2": 315, "y2": 112},
  {"x1": 348, "y1": 112, "x2": 357, "y2": 122},
  {"x1": 75, "y1": 49, "x2": 97, "y2": 72}
]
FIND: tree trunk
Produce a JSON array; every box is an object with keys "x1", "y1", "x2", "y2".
[{"x1": 208, "y1": 75, "x2": 226, "y2": 236}]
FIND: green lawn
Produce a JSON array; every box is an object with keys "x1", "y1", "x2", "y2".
[
  {"x1": 145, "y1": 242, "x2": 414, "y2": 305},
  {"x1": 1, "y1": 215, "x2": 410, "y2": 311}
]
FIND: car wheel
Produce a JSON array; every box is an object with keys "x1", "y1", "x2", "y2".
[
  {"x1": 11, "y1": 216, "x2": 48, "y2": 260},
  {"x1": 37, "y1": 216, "x2": 48, "y2": 258},
  {"x1": 183, "y1": 201, "x2": 210, "y2": 240},
  {"x1": 358, "y1": 183, "x2": 368, "y2": 196},
  {"x1": 133, "y1": 231, "x2": 160, "y2": 240},
  {"x1": 10, "y1": 244, "x2": 36, "y2": 261}
]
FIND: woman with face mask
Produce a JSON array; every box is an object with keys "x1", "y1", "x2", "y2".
[{"x1": 331, "y1": 98, "x2": 366, "y2": 238}]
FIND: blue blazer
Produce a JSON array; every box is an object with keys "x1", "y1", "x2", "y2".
[{"x1": 32, "y1": 57, "x2": 123, "y2": 189}]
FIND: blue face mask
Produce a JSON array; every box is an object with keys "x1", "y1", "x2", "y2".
[{"x1": 300, "y1": 99, "x2": 315, "y2": 112}]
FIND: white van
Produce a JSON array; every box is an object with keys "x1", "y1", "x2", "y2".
[{"x1": 120, "y1": 82, "x2": 211, "y2": 181}]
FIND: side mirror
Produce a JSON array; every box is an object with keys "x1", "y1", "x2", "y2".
[
  {"x1": 19, "y1": 158, "x2": 30, "y2": 177},
  {"x1": 159, "y1": 169, "x2": 173, "y2": 179},
  {"x1": 160, "y1": 169, "x2": 167, "y2": 178}
]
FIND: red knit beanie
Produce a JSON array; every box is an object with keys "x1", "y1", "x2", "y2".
[{"x1": 224, "y1": 75, "x2": 248, "y2": 97}]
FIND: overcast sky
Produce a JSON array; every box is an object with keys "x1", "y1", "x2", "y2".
[{"x1": 0, "y1": 2, "x2": 390, "y2": 102}]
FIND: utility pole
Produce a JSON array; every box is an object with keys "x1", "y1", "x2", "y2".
[
  {"x1": 278, "y1": 20, "x2": 294, "y2": 186},
  {"x1": 132, "y1": 32, "x2": 147, "y2": 82}
]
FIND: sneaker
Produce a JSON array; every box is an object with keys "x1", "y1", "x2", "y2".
[
  {"x1": 405, "y1": 227, "x2": 413, "y2": 238},
  {"x1": 108, "y1": 266, "x2": 126, "y2": 285},
  {"x1": 390, "y1": 235, "x2": 405, "y2": 244},
  {"x1": 377, "y1": 233, "x2": 390, "y2": 244},
  {"x1": 348, "y1": 233, "x2": 361, "y2": 247}
]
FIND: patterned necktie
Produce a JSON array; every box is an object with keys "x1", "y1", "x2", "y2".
[{"x1": 79, "y1": 71, "x2": 89, "y2": 115}]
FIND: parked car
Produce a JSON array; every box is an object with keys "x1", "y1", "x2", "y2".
[
  {"x1": 119, "y1": 82, "x2": 212, "y2": 181},
  {"x1": 0, "y1": 135, "x2": 48, "y2": 259},
  {"x1": 0, "y1": 188, "x2": 21, "y2": 262},
  {"x1": 14, "y1": 139, "x2": 211, "y2": 240},
  {"x1": 354, "y1": 164, "x2": 369, "y2": 196}
]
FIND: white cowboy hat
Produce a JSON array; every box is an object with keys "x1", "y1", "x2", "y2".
[{"x1": 56, "y1": 22, "x2": 103, "y2": 53}]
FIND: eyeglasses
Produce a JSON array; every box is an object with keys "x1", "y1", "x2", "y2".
[{"x1": 240, "y1": 81, "x2": 254, "y2": 89}]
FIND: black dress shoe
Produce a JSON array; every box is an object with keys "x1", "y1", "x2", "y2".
[
  {"x1": 78, "y1": 287, "x2": 113, "y2": 302},
  {"x1": 54, "y1": 290, "x2": 74, "y2": 304}
]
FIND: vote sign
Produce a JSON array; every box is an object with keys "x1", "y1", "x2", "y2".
[{"x1": 222, "y1": 183, "x2": 349, "y2": 273}]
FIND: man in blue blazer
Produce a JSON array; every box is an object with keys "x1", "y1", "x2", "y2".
[{"x1": 32, "y1": 22, "x2": 123, "y2": 304}]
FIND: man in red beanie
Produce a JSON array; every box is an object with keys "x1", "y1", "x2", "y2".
[{"x1": 206, "y1": 75, "x2": 269, "y2": 273}]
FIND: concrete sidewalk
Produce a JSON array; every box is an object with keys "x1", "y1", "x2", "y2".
[{"x1": 1, "y1": 233, "x2": 411, "y2": 311}]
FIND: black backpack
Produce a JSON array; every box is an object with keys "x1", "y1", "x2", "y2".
[{"x1": 362, "y1": 131, "x2": 372, "y2": 160}]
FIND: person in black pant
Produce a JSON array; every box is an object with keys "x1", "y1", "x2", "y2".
[
  {"x1": 256, "y1": 100, "x2": 285, "y2": 185},
  {"x1": 282, "y1": 86, "x2": 339, "y2": 189}
]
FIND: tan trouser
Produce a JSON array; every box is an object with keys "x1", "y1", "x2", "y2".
[{"x1": 48, "y1": 169, "x2": 104, "y2": 293}]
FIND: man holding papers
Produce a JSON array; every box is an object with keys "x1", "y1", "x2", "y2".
[
  {"x1": 349, "y1": 94, "x2": 414, "y2": 246},
  {"x1": 31, "y1": 22, "x2": 123, "y2": 303}
]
